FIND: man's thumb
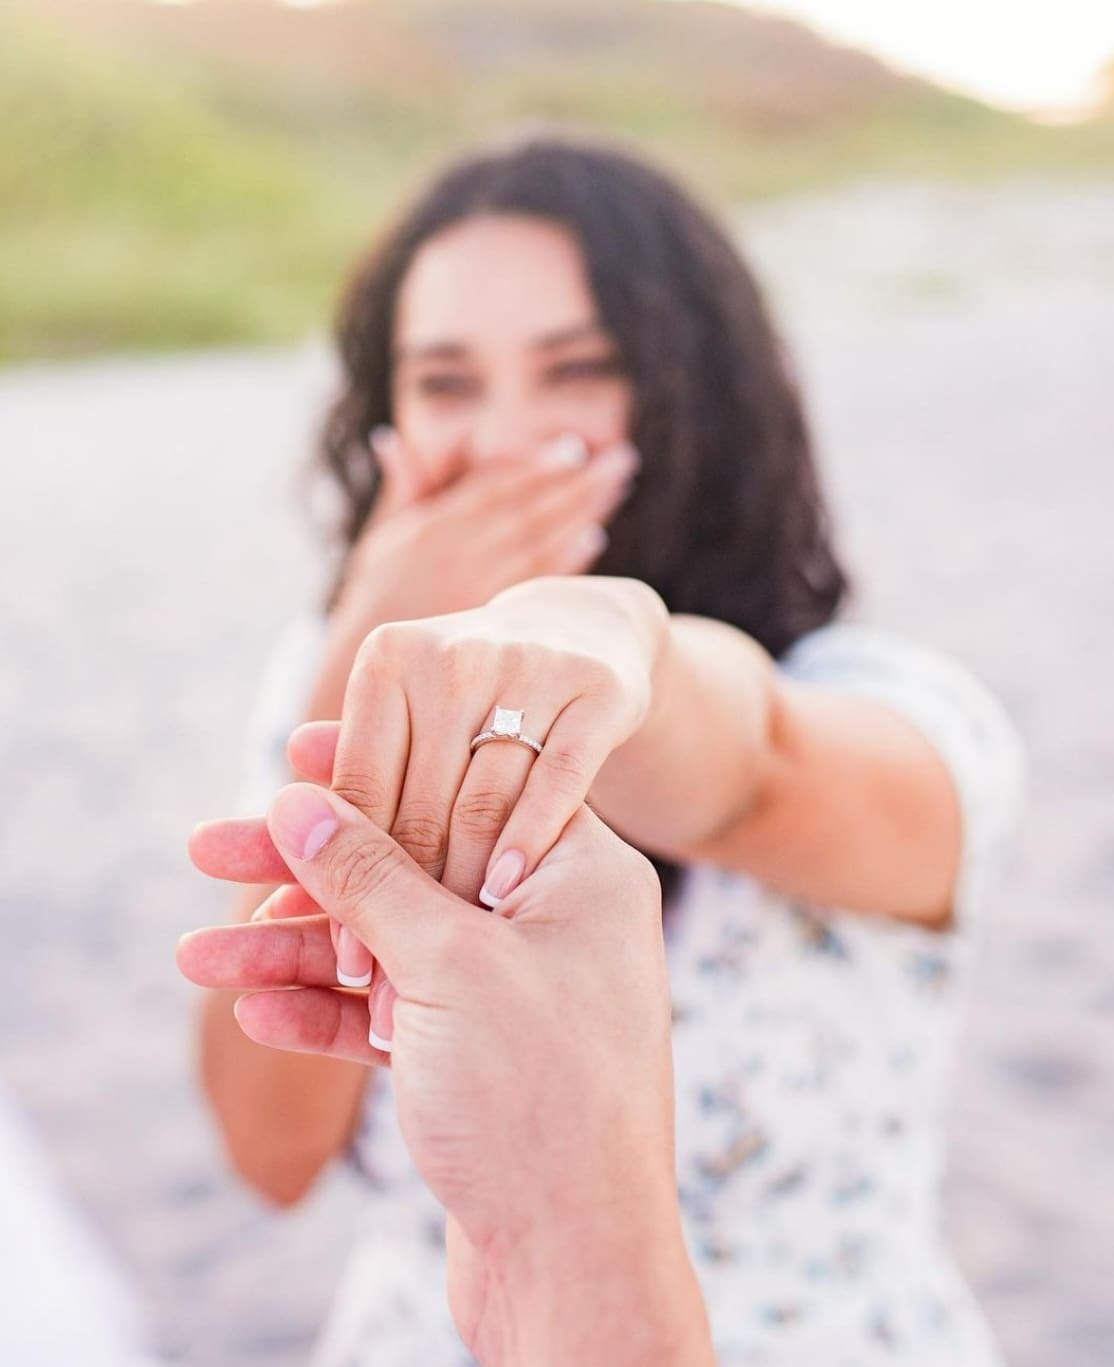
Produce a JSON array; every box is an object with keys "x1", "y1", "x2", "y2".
[{"x1": 266, "y1": 784, "x2": 471, "y2": 987}]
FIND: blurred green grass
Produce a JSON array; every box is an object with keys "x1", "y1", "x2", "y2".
[
  {"x1": 2, "y1": 2, "x2": 1111, "y2": 363},
  {"x1": 0, "y1": 16, "x2": 382, "y2": 359}
]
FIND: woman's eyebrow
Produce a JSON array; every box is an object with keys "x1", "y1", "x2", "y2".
[
  {"x1": 393, "y1": 321, "x2": 608, "y2": 366},
  {"x1": 392, "y1": 340, "x2": 467, "y2": 366}
]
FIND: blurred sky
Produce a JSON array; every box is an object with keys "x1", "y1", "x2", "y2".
[{"x1": 733, "y1": 0, "x2": 1114, "y2": 115}]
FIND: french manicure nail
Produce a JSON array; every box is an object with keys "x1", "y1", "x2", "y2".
[
  {"x1": 479, "y1": 849, "x2": 526, "y2": 908},
  {"x1": 578, "y1": 525, "x2": 609, "y2": 557},
  {"x1": 269, "y1": 785, "x2": 338, "y2": 861},
  {"x1": 602, "y1": 476, "x2": 634, "y2": 514},
  {"x1": 536, "y1": 432, "x2": 588, "y2": 469},
  {"x1": 368, "y1": 977, "x2": 397, "y2": 1053},
  {"x1": 336, "y1": 926, "x2": 374, "y2": 989},
  {"x1": 369, "y1": 424, "x2": 397, "y2": 456},
  {"x1": 601, "y1": 441, "x2": 640, "y2": 475}
]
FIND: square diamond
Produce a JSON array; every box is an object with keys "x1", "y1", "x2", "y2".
[{"x1": 492, "y1": 707, "x2": 523, "y2": 736}]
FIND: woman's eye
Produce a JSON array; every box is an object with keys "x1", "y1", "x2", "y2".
[{"x1": 549, "y1": 358, "x2": 624, "y2": 383}]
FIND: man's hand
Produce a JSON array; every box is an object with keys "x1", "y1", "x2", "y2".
[
  {"x1": 188, "y1": 572, "x2": 669, "y2": 1038},
  {"x1": 178, "y1": 788, "x2": 712, "y2": 1366}
]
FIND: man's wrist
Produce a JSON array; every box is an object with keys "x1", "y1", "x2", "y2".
[{"x1": 472, "y1": 1193, "x2": 712, "y2": 1367}]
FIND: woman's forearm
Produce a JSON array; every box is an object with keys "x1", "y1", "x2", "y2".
[
  {"x1": 590, "y1": 611, "x2": 777, "y2": 855},
  {"x1": 199, "y1": 883, "x2": 368, "y2": 1205},
  {"x1": 303, "y1": 579, "x2": 957, "y2": 921},
  {"x1": 592, "y1": 608, "x2": 960, "y2": 922},
  {"x1": 198, "y1": 608, "x2": 378, "y2": 1204}
]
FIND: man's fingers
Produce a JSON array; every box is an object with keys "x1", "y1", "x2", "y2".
[
  {"x1": 188, "y1": 817, "x2": 291, "y2": 884},
  {"x1": 234, "y1": 988, "x2": 389, "y2": 1064},
  {"x1": 266, "y1": 783, "x2": 486, "y2": 990},
  {"x1": 176, "y1": 917, "x2": 338, "y2": 990},
  {"x1": 287, "y1": 720, "x2": 340, "y2": 785}
]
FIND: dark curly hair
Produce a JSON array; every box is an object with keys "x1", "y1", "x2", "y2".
[{"x1": 317, "y1": 125, "x2": 849, "y2": 905}]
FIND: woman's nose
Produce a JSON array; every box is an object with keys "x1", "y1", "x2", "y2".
[{"x1": 467, "y1": 400, "x2": 540, "y2": 466}]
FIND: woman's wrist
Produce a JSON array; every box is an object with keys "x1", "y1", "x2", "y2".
[
  {"x1": 493, "y1": 572, "x2": 667, "y2": 638},
  {"x1": 491, "y1": 575, "x2": 669, "y2": 696},
  {"x1": 589, "y1": 612, "x2": 779, "y2": 856}
]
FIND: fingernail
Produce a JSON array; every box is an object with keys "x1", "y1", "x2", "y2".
[
  {"x1": 368, "y1": 977, "x2": 397, "y2": 1053},
  {"x1": 479, "y1": 849, "x2": 526, "y2": 908},
  {"x1": 269, "y1": 785, "x2": 338, "y2": 861},
  {"x1": 336, "y1": 927, "x2": 374, "y2": 989},
  {"x1": 536, "y1": 432, "x2": 588, "y2": 469},
  {"x1": 369, "y1": 424, "x2": 397, "y2": 456},
  {"x1": 600, "y1": 441, "x2": 640, "y2": 476},
  {"x1": 250, "y1": 905, "x2": 268, "y2": 923},
  {"x1": 578, "y1": 525, "x2": 609, "y2": 557}
]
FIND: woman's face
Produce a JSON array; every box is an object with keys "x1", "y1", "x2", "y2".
[{"x1": 390, "y1": 213, "x2": 635, "y2": 492}]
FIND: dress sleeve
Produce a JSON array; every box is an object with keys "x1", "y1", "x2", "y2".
[
  {"x1": 234, "y1": 615, "x2": 330, "y2": 817},
  {"x1": 778, "y1": 622, "x2": 1026, "y2": 927}
]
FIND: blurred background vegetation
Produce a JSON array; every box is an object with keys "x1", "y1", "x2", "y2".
[{"x1": 3, "y1": 0, "x2": 1112, "y2": 362}]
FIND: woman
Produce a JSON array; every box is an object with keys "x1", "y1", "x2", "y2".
[{"x1": 194, "y1": 128, "x2": 1022, "y2": 1364}]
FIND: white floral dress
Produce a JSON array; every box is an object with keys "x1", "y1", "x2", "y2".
[{"x1": 236, "y1": 618, "x2": 1024, "y2": 1366}]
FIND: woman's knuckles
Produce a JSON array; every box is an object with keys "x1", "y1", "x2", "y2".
[{"x1": 354, "y1": 619, "x2": 416, "y2": 671}]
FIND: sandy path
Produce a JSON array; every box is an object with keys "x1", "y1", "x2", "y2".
[{"x1": 1, "y1": 178, "x2": 1111, "y2": 1365}]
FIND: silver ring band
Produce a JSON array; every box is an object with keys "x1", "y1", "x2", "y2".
[
  {"x1": 469, "y1": 705, "x2": 544, "y2": 756},
  {"x1": 469, "y1": 731, "x2": 543, "y2": 756}
]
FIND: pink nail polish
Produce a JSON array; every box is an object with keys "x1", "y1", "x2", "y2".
[
  {"x1": 269, "y1": 785, "x2": 338, "y2": 861},
  {"x1": 537, "y1": 432, "x2": 588, "y2": 468},
  {"x1": 336, "y1": 927, "x2": 374, "y2": 989},
  {"x1": 592, "y1": 442, "x2": 640, "y2": 485},
  {"x1": 479, "y1": 849, "x2": 526, "y2": 908},
  {"x1": 368, "y1": 977, "x2": 397, "y2": 1053},
  {"x1": 579, "y1": 525, "x2": 609, "y2": 557}
]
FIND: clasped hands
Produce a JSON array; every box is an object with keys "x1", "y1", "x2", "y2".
[{"x1": 178, "y1": 574, "x2": 713, "y2": 1365}]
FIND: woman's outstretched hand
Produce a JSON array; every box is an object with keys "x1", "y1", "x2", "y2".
[
  {"x1": 189, "y1": 574, "x2": 670, "y2": 1044},
  {"x1": 179, "y1": 799, "x2": 712, "y2": 1367}
]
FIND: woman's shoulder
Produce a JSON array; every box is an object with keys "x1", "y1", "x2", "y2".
[
  {"x1": 781, "y1": 619, "x2": 999, "y2": 698},
  {"x1": 778, "y1": 620, "x2": 1023, "y2": 771}
]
